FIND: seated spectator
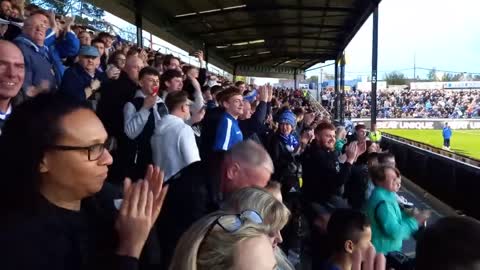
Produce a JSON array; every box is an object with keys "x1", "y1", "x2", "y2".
[
  {"x1": 223, "y1": 187, "x2": 294, "y2": 270},
  {"x1": 59, "y1": 45, "x2": 106, "y2": 102},
  {"x1": 366, "y1": 165, "x2": 429, "y2": 254},
  {"x1": 14, "y1": 10, "x2": 62, "y2": 93},
  {"x1": 151, "y1": 90, "x2": 200, "y2": 181},
  {"x1": 0, "y1": 40, "x2": 24, "y2": 133},
  {"x1": 170, "y1": 211, "x2": 276, "y2": 270},
  {"x1": 213, "y1": 86, "x2": 244, "y2": 151},
  {"x1": 416, "y1": 216, "x2": 480, "y2": 270},
  {"x1": 324, "y1": 209, "x2": 386, "y2": 270},
  {"x1": 157, "y1": 140, "x2": 273, "y2": 268},
  {"x1": 123, "y1": 66, "x2": 165, "y2": 179},
  {"x1": 0, "y1": 93, "x2": 168, "y2": 269}
]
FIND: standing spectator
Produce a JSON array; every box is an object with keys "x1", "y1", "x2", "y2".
[
  {"x1": 159, "y1": 69, "x2": 183, "y2": 99},
  {"x1": 151, "y1": 91, "x2": 200, "y2": 181},
  {"x1": 156, "y1": 140, "x2": 273, "y2": 268},
  {"x1": 213, "y1": 87, "x2": 244, "y2": 151},
  {"x1": 0, "y1": 40, "x2": 24, "y2": 133},
  {"x1": 368, "y1": 123, "x2": 382, "y2": 143},
  {"x1": 59, "y1": 45, "x2": 106, "y2": 102},
  {"x1": 108, "y1": 50, "x2": 126, "y2": 70},
  {"x1": 302, "y1": 122, "x2": 358, "y2": 211},
  {"x1": 324, "y1": 209, "x2": 386, "y2": 270},
  {"x1": 0, "y1": 93, "x2": 168, "y2": 270},
  {"x1": 97, "y1": 31, "x2": 113, "y2": 63},
  {"x1": 416, "y1": 216, "x2": 480, "y2": 270},
  {"x1": 235, "y1": 80, "x2": 246, "y2": 93},
  {"x1": 267, "y1": 110, "x2": 304, "y2": 192},
  {"x1": 442, "y1": 122, "x2": 452, "y2": 150},
  {"x1": 91, "y1": 38, "x2": 107, "y2": 71},
  {"x1": 162, "y1": 54, "x2": 181, "y2": 72},
  {"x1": 0, "y1": 0, "x2": 11, "y2": 17},
  {"x1": 335, "y1": 126, "x2": 347, "y2": 154},
  {"x1": 239, "y1": 85, "x2": 270, "y2": 142},
  {"x1": 78, "y1": 30, "x2": 92, "y2": 46},
  {"x1": 45, "y1": 15, "x2": 80, "y2": 76},
  {"x1": 169, "y1": 211, "x2": 276, "y2": 270},
  {"x1": 14, "y1": 10, "x2": 61, "y2": 94},
  {"x1": 96, "y1": 55, "x2": 143, "y2": 184},
  {"x1": 366, "y1": 165, "x2": 429, "y2": 254},
  {"x1": 123, "y1": 66, "x2": 165, "y2": 179}
]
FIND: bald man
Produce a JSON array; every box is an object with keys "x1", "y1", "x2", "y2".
[
  {"x1": 0, "y1": 40, "x2": 25, "y2": 134},
  {"x1": 96, "y1": 55, "x2": 144, "y2": 183}
]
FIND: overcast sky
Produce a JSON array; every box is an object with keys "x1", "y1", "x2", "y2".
[{"x1": 305, "y1": 0, "x2": 480, "y2": 80}]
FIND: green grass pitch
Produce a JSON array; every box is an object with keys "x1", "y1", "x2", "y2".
[{"x1": 382, "y1": 129, "x2": 480, "y2": 160}]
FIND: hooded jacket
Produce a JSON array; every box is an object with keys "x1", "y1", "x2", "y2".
[{"x1": 151, "y1": 114, "x2": 200, "y2": 181}]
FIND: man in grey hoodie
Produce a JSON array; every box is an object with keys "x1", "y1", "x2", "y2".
[{"x1": 151, "y1": 90, "x2": 200, "y2": 181}]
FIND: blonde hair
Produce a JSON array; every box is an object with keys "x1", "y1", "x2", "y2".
[
  {"x1": 223, "y1": 187, "x2": 294, "y2": 270},
  {"x1": 169, "y1": 211, "x2": 270, "y2": 270}
]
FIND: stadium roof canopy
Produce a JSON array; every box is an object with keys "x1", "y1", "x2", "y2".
[{"x1": 89, "y1": 0, "x2": 381, "y2": 78}]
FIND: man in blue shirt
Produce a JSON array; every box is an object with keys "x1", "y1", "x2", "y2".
[
  {"x1": 442, "y1": 122, "x2": 452, "y2": 151},
  {"x1": 213, "y1": 86, "x2": 244, "y2": 151}
]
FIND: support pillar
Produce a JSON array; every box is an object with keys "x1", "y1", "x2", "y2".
[
  {"x1": 135, "y1": 0, "x2": 144, "y2": 47},
  {"x1": 371, "y1": 7, "x2": 379, "y2": 128}
]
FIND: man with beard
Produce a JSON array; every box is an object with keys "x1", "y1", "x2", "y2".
[{"x1": 301, "y1": 122, "x2": 360, "y2": 211}]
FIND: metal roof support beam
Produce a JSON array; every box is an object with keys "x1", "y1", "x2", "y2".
[
  {"x1": 371, "y1": 7, "x2": 379, "y2": 128},
  {"x1": 174, "y1": 5, "x2": 355, "y2": 20},
  {"x1": 198, "y1": 23, "x2": 342, "y2": 35},
  {"x1": 334, "y1": 58, "x2": 339, "y2": 121},
  {"x1": 135, "y1": 0, "x2": 144, "y2": 47},
  {"x1": 339, "y1": 53, "x2": 346, "y2": 124},
  {"x1": 294, "y1": 69, "x2": 298, "y2": 90},
  {"x1": 210, "y1": 36, "x2": 338, "y2": 46}
]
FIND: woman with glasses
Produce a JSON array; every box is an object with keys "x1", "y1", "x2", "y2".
[
  {"x1": 223, "y1": 186, "x2": 295, "y2": 270},
  {"x1": 0, "y1": 93, "x2": 168, "y2": 270},
  {"x1": 170, "y1": 210, "x2": 277, "y2": 270}
]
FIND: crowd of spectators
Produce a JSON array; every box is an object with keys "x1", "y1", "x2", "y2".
[
  {"x1": 321, "y1": 87, "x2": 480, "y2": 119},
  {"x1": 0, "y1": 2, "x2": 480, "y2": 270}
]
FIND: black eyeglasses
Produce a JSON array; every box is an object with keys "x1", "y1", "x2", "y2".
[
  {"x1": 206, "y1": 210, "x2": 263, "y2": 236},
  {"x1": 50, "y1": 138, "x2": 114, "y2": 161}
]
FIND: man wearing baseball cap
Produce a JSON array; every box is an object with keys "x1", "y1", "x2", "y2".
[{"x1": 59, "y1": 45, "x2": 106, "y2": 101}]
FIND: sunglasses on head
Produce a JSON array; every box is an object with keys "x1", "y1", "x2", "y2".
[{"x1": 206, "y1": 210, "x2": 263, "y2": 236}]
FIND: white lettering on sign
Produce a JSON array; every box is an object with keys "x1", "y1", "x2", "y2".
[
  {"x1": 398, "y1": 122, "x2": 434, "y2": 129},
  {"x1": 470, "y1": 122, "x2": 480, "y2": 129},
  {"x1": 449, "y1": 122, "x2": 469, "y2": 130}
]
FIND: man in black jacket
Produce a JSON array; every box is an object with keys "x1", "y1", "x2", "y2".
[
  {"x1": 301, "y1": 122, "x2": 359, "y2": 210},
  {"x1": 157, "y1": 140, "x2": 273, "y2": 268},
  {"x1": 97, "y1": 55, "x2": 144, "y2": 184}
]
